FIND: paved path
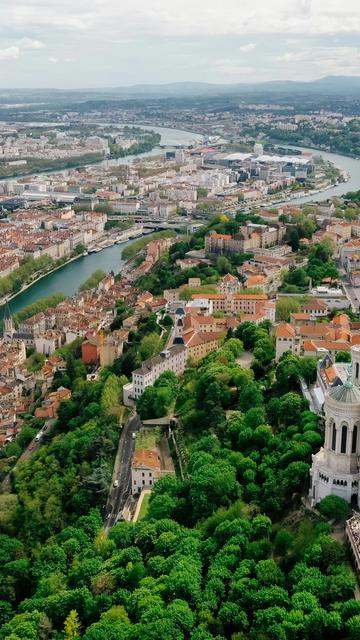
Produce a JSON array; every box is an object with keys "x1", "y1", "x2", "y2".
[
  {"x1": 236, "y1": 351, "x2": 253, "y2": 369},
  {"x1": 299, "y1": 377, "x2": 317, "y2": 413}
]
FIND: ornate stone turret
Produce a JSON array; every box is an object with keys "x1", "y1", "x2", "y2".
[{"x1": 309, "y1": 373, "x2": 360, "y2": 506}]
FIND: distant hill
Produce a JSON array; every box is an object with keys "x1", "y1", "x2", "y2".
[
  {"x1": 113, "y1": 76, "x2": 360, "y2": 96},
  {"x1": 0, "y1": 76, "x2": 360, "y2": 103}
]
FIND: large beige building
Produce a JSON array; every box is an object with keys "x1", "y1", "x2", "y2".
[
  {"x1": 190, "y1": 293, "x2": 275, "y2": 322},
  {"x1": 205, "y1": 223, "x2": 285, "y2": 256}
]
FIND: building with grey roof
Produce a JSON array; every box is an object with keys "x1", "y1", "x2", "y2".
[{"x1": 123, "y1": 344, "x2": 187, "y2": 405}]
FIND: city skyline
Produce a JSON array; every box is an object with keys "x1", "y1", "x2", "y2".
[{"x1": 0, "y1": 0, "x2": 359, "y2": 88}]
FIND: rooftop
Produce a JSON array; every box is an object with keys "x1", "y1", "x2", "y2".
[
  {"x1": 328, "y1": 376, "x2": 360, "y2": 405},
  {"x1": 133, "y1": 344, "x2": 186, "y2": 376}
]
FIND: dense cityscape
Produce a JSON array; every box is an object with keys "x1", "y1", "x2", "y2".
[{"x1": 2, "y1": 2, "x2": 360, "y2": 638}]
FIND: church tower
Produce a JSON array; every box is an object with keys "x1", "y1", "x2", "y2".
[
  {"x1": 174, "y1": 307, "x2": 185, "y2": 341},
  {"x1": 309, "y1": 374, "x2": 360, "y2": 507},
  {"x1": 3, "y1": 301, "x2": 14, "y2": 342}
]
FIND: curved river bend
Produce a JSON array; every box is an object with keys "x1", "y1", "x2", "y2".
[
  {"x1": 0, "y1": 126, "x2": 202, "y2": 318},
  {"x1": 282, "y1": 146, "x2": 360, "y2": 204},
  {"x1": 2, "y1": 136, "x2": 360, "y2": 319}
]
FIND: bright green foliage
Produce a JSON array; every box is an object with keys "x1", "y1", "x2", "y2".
[
  {"x1": 317, "y1": 495, "x2": 349, "y2": 522},
  {"x1": 137, "y1": 371, "x2": 178, "y2": 419},
  {"x1": 100, "y1": 374, "x2": 123, "y2": 411},
  {"x1": 64, "y1": 609, "x2": 81, "y2": 639},
  {"x1": 79, "y1": 269, "x2": 107, "y2": 291},
  {"x1": 14, "y1": 292, "x2": 65, "y2": 325},
  {"x1": 139, "y1": 333, "x2": 163, "y2": 360},
  {"x1": 276, "y1": 297, "x2": 301, "y2": 321}
]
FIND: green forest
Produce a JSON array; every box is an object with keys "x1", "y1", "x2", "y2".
[
  {"x1": 0, "y1": 308, "x2": 358, "y2": 639},
  {"x1": 108, "y1": 130, "x2": 161, "y2": 159}
]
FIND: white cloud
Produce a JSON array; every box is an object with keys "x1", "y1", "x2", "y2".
[
  {"x1": 18, "y1": 37, "x2": 45, "y2": 49},
  {"x1": 0, "y1": 36, "x2": 45, "y2": 62},
  {"x1": 0, "y1": 0, "x2": 359, "y2": 85},
  {"x1": 0, "y1": 46, "x2": 20, "y2": 60},
  {"x1": 273, "y1": 46, "x2": 360, "y2": 77},
  {"x1": 239, "y1": 43, "x2": 256, "y2": 52},
  {"x1": 1, "y1": 0, "x2": 360, "y2": 38}
]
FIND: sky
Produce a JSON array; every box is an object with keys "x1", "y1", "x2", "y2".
[{"x1": 0, "y1": 0, "x2": 359, "y2": 88}]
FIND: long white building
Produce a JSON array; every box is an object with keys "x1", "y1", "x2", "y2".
[{"x1": 123, "y1": 345, "x2": 187, "y2": 405}]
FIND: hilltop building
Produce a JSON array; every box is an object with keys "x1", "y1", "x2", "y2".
[{"x1": 309, "y1": 345, "x2": 360, "y2": 507}]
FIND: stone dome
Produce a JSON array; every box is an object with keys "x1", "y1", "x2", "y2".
[{"x1": 329, "y1": 378, "x2": 360, "y2": 404}]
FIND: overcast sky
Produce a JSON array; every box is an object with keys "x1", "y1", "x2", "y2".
[{"x1": 0, "y1": 0, "x2": 359, "y2": 88}]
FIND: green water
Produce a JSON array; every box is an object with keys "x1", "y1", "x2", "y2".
[{"x1": 1, "y1": 240, "x2": 133, "y2": 319}]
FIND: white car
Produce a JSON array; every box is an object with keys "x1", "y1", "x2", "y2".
[
  {"x1": 34, "y1": 433, "x2": 42, "y2": 442},
  {"x1": 113, "y1": 479, "x2": 119, "y2": 488}
]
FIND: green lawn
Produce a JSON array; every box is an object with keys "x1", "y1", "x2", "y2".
[
  {"x1": 135, "y1": 427, "x2": 161, "y2": 450},
  {"x1": 137, "y1": 492, "x2": 151, "y2": 520}
]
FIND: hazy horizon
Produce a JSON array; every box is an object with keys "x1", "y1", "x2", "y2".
[{"x1": 1, "y1": 75, "x2": 360, "y2": 93}]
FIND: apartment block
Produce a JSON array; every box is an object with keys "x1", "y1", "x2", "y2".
[{"x1": 123, "y1": 345, "x2": 187, "y2": 404}]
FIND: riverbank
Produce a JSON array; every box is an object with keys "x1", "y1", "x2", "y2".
[
  {"x1": 0, "y1": 252, "x2": 84, "y2": 307},
  {"x1": 0, "y1": 124, "x2": 202, "y2": 183},
  {"x1": 0, "y1": 129, "x2": 162, "y2": 181},
  {"x1": 0, "y1": 223, "x2": 146, "y2": 310},
  {"x1": 0, "y1": 238, "x2": 137, "y2": 320},
  {"x1": 269, "y1": 137, "x2": 360, "y2": 161}
]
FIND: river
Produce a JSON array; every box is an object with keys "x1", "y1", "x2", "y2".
[
  {"x1": 3, "y1": 240, "x2": 135, "y2": 317},
  {"x1": 0, "y1": 126, "x2": 202, "y2": 319},
  {"x1": 2, "y1": 135, "x2": 360, "y2": 319},
  {"x1": 280, "y1": 147, "x2": 360, "y2": 205}
]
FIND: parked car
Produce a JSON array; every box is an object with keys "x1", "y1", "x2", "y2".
[{"x1": 113, "y1": 479, "x2": 119, "y2": 488}]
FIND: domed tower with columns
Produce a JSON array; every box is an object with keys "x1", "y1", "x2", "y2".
[{"x1": 309, "y1": 353, "x2": 360, "y2": 507}]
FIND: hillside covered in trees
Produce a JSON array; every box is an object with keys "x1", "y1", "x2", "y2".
[{"x1": 0, "y1": 316, "x2": 358, "y2": 640}]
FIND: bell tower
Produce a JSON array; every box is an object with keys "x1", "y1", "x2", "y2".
[
  {"x1": 309, "y1": 375, "x2": 360, "y2": 507},
  {"x1": 3, "y1": 301, "x2": 14, "y2": 342}
]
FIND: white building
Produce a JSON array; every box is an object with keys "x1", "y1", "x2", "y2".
[
  {"x1": 309, "y1": 345, "x2": 360, "y2": 507},
  {"x1": 131, "y1": 448, "x2": 161, "y2": 494},
  {"x1": 112, "y1": 201, "x2": 140, "y2": 214},
  {"x1": 254, "y1": 142, "x2": 264, "y2": 156},
  {"x1": 123, "y1": 345, "x2": 187, "y2": 404},
  {"x1": 34, "y1": 331, "x2": 62, "y2": 356},
  {"x1": 218, "y1": 273, "x2": 241, "y2": 295}
]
